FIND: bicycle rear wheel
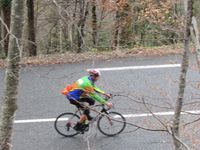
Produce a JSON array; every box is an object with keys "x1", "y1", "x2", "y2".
[
  {"x1": 97, "y1": 111, "x2": 126, "y2": 136},
  {"x1": 54, "y1": 112, "x2": 80, "y2": 137}
]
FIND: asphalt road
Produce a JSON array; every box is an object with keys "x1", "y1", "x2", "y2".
[{"x1": 0, "y1": 55, "x2": 200, "y2": 150}]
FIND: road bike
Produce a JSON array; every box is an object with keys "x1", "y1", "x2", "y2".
[{"x1": 54, "y1": 100, "x2": 126, "y2": 137}]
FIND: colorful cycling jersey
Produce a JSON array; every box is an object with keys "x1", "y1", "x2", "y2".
[{"x1": 67, "y1": 76, "x2": 107, "y2": 104}]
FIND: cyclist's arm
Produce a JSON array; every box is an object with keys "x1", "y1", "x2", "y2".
[
  {"x1": 94, "y1": 85, "x2": 112, "y2": 99},
  {"x1": 88, "y1": 92, "x2": 112, "y2": 108},
  {"x1": 88, "y1": 93, "x2": 107, "y2": 104},
  {"x1": 94, "y1": 85, "x2": 105, "y2": 94}
]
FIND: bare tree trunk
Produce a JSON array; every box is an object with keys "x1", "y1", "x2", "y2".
[
  {"x1": 77, "y1": 1, "x2": 89, "y2": 53},
  {"x1": 120, "y1": 3, "x2": 131, "y2": 47},
  {"x1": 1, "y1": 2, "x2": 11, "y2": 57},
  {"x1": 0, "y1": 9, "x2": 2, "y2": 56},
  {"x1": 91, "y1": 0, "x2": 97, "y2": 47},
  {"x1": 59, "y1": 20, "x2": 63, "y2": 53},
  {"x1": 172, "y1": 0, "x2": 193, "y2": 150},
  {"x1": 77, "y1": 0, "x2": 84, "y2": 53},
  {"x1": 132, "y1": 0, "x2": 137, "y2": 46},
  {"x1": 71, "y1": 0, "x2": 77, "y2": 49},
  {"x1": 191, "y1": 17, "x2": 200, "y2": 72},
  {"x1": 114, "y1": 9, "x2": 120, "y2": 50},
  {"x1": 97, "y1": 7, "x2": 105, "y2": 45},
  {"x1": 0, "y1": 0, "x2": 25, "y2": 149},
  {"x1": 27, "y1": 0, "x2": 37, "y2": 56}
]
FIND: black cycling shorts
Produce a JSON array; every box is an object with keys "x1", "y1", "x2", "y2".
[
  {"x1": 67, "y1": 96, "x2": 95, "y2": 116},
  {"x1": 69, "y1": 97, "x2": 95, "y2": 108}
]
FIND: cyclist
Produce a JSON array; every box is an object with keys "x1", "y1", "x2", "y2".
[{"x1": 63, "y1": 69, "x2": 113, "y2": 131}]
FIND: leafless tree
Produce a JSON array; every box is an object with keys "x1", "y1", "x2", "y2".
[
  {"x1": 91, "y1": 0, "x2": 97, "y2": 46},
  {"x1": 0, "y1": 0, "x2": 11, "y2": 57},
  {"x1": 172, "y1": 0, "x2": 193, "y2": 150},
  {"x1": 191, "y1": 16, "x2": 200, "y2": 72},
  {"x1": 27, "y1": 0, "x2": 37, "y2": 56},
  {"x1": 0, "y1": 0, "x2": 25, "y2": 149},
  {"x1": 77, "y1": 0, "x2": 89, "y2": 53}
]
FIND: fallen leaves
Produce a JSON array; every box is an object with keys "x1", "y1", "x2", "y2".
[{"x1": 0, "y1": 46, "x2": 185, "y2": 68}]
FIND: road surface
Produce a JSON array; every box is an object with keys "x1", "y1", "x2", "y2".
[{"x1": 0, "y1": 55, "x2": 199, "y2": 150}]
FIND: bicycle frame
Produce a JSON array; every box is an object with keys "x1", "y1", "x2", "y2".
[
  {"x1": 54, "y1": 97, "x2": 127, "y2": 137},
  {"x1": 73, "y1": 104, "x2": 110, "y2": 124}
]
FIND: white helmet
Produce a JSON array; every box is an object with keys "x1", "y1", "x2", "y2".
[{"x1": 87, "y1": 69, "x2": 101, "y2": 76}]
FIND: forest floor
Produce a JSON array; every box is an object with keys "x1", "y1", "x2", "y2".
[{"x1": 0, "y1": 45, "x2": 192, "y2": 68}]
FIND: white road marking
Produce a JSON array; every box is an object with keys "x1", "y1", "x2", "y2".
[
  {"x1": 14, "y1": 118, "x2": 68, "y2": 123},
  {"x1": 89, "y1": 64, "x2": 181, "y2": 71},
  {"x1": 14, "y1": 110, "x2": 200, "y2": 124}
]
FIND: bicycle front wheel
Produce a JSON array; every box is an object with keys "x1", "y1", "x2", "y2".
[
  {"x1": 54, "y1": 112, "x2": 80, "y2": 137},
  {"x1": 97, "y1": 111, "x2": 126, "y2": 136}
]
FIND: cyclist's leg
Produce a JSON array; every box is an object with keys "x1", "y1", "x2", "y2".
[
  {"x1": 66, "y1": 95, "x2": 88, "y2": 132},
  {"x1": 69, "y1": 100, "x2": 87, "y2": 122},
  {"x1": 80, "y1": 97, "x2": 95, "y2": 105},
  {"x1": 68, "y1": 100, "x2": 87, "y2": 131},
  {"x1": 79, "y1": 97, "x2": 95, "y2": 120}
]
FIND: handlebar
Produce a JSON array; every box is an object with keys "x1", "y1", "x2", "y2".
[{"x1": 104, "y1": 93, "x2": 114, "y2": 101}]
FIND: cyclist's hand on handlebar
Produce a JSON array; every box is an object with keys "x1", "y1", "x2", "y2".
[
  {"x1": 106, "y1": 102, "x2": 113, "y2": 108},
  {"x1": 104, "y1": 93, "x2": 112, "y2": 99}
]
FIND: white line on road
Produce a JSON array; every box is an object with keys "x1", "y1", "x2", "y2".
[
  {"x1": 14, "y1": 110, "x2": 200, "y2": 124},
  {"x1": 89, "y1": 64, "x2": 181, "y2": 71},
  {"x1": 14, "y1": 118, "x2": 68, "y2": 123}
]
